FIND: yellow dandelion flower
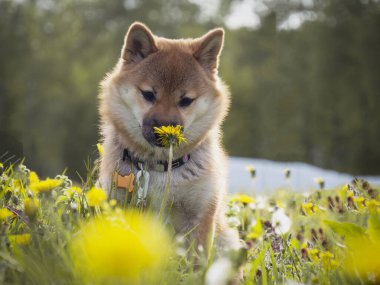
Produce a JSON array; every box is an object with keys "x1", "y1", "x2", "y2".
[
  {"x1": 230, "y1": 194, "x2": 255, "y2": 204},
  {"x1": 153, "y1": 125, "x2": 187, "y2": 148},
  {"x1": 307, "y1": 248, "x2": 319, "y2": 263},
  {"x1": 353, "y1": 197, "x2": 366, "y2": 211},
  {"x1": 0, "y1": 162, "x2": 3, "y2": 168},
  {"x1": 339, "y1": 184, "x2": 350, "y2": 197},
  {"x1": 246, "y1": 219, "x2": 263, "y2": 240},
  {"x1": 109, "y1": 199, "x2": 117, "y2": 207},
  {"x1": 301, "y1": 202, "x2": 318, "y2": 215},
  {"x1": 8, "y1": 234, "x2": 31, "y2": 246},
  {"x1": 367, "y1": 199, "x2": 380, "y2": 213},
  {"x1": 86, "y1": 187, "x2": 107, "y2": 207},
  {"x1": 29, "y1": 178, "x2": 62, "y2": 193},
  {"x1": 65, "y1": 186, "x2": 82, "y2": 197},
  {"x1": 246, "y1": 165, "x2": 256, "y2": 178},
  {"x1": 314, "y1": 177, "x2": 325, "y2": 189},
  {"x1": 28, "y1": 171, "x2": 39, "y2": 185},
  {"x1": 13, "y1": 179, "x2": 23, "y2": 191},
  {"x1": 71, "y1": 211, "x2": 172, "y2": 282},
  {"x1": 97, "y1": 143, "x2": 104, "y2": 156},
  {"x1": 24, "y1": 198, "x2": 40, "y2": 218},
  {"x1": 320, "y1": 251, "x2": 338, "y2": 270},
  {"x1": 0, "y1": 208, "x2": 13, "y2": 220}
]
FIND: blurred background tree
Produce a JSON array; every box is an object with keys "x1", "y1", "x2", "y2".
[{"x1": 0, "y1": 0, "x2": 379, "y2": 178}]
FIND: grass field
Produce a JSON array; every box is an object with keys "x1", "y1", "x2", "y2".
[{"x1": 0, "y1": 159, "x2": 379, "y2": 285}]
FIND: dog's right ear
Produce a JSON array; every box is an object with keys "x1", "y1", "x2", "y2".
[{"x1": 122, "y1": 22, "x2": 157, "y2": 64}]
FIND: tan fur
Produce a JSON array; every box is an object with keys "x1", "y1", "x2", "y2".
[{"x1": 98, "y1": 22, "x2": 241, "y2": 251}]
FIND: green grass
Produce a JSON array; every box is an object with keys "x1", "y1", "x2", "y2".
[{"x1": 0, "y1": 161, "x2": 379, "y2": 285}]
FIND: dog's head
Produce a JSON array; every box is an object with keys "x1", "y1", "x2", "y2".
[{"x1": 100, "y1": 22, "x2": 230, "y2": 153}]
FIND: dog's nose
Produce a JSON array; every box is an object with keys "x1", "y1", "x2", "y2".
[{"x1": 142, "y1": 118, "x2": 184, "y2": 147}]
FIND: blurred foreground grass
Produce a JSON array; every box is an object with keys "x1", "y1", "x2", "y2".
[{"x1": 0, "y1": 161, "x2": 379, "y2": 285}]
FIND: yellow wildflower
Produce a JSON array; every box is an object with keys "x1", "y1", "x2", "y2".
[
  {"x1": 230, "y1": 194, "x2": 255, "y2": 205},
  {"x1": 64, "y1": 186, "x2": 82, "y2": 197},
  {"x1": 246, "y1": 219, "x2": 263, "y2": 240},
  {"x1": 320, "y1": 251, "x2": 338, "y2": 270},
  {"x1": 353, "y1": 197, "x2": 366, "y2": 211},
  {"x1": 71, "y1": 211, "x2": 172, "y2": 282},
  {"x1": 0, "y1": 162, "x2": 3, "y2": 168},
  {"x1": 246, "y1": 165, "x2": 256, "y2": 178},
  {"x1": 29, "y1": 171, "x2": 39, "y2": 184},
  {"x1": 109, "y1": 199, "x2": 117, "y2": 207},
  {"x1": 97, "y1": 143, "x2": 104, "y2": 156},
  {"x1": 13, "y1": 179, "x2": 23, "y2": 191},
  {"x1": 0, "y1": 208, "x2": 13, "y2": 220},
  {"x1": 301, "y1": 202, "x2": 318, "y2": 215},
  {"x1": 307, "y1": 248, "x2": 319, "y2": 263},
  {"x1": 367, "y1": 199, "x2": 380, "y2": 213},
  {"x1": 24, "y1": 198, "x2": 40, "y2": 218},
  {"x1": 8, "y1": 234, "x2": 31, "y2": 246},
  {"x1": 339, "y1": 184, "x2": 351, "y2": 198},
  {"x1": 314, "y1": 177, "x2": 325, "y2": 189},
  {"x1": 29, "y1": 178, "x2": 62, "y2": 193},
  {"x1": 153, "y1": 125, "x2": 187, "y2": 148},
  {"x1": 86, "y1": 187, "x2": 106, "y2": 207}
]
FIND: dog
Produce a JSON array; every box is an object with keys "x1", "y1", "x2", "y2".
[{"x1": 98, "y1": 22, "x2": 241, "y2": 252}]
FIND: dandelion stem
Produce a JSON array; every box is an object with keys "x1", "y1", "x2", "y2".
[{"x1": 159, "y1": 144, "x2": 173, "y2": 221}]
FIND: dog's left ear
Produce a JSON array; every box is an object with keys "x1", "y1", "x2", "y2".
[{"x1": 193, "y1": 28, "x2": 224, "y2": 73}]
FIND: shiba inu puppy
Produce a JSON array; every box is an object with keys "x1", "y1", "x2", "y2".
[{"x1": 98, "y1": 22, "x2": 241, "y2": 251}]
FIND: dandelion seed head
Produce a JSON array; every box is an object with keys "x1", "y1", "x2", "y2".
[{"x1": 271, "y1": 208, "x2": 292, "y2": 234}]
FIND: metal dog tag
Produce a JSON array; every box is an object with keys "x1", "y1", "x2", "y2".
[{"x1": 136, "y1": 169, "x2": 150, "y2": 208}]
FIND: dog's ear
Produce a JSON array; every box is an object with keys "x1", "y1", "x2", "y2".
[
  {"x1": 122, "y1": 22, "x2": 157, "y2": 64},
  {"x1": 193, "y1": 28, "x2": 224, "y2": 73}
]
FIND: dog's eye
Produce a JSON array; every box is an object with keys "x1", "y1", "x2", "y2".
[
  {"x1": 179, "y1": 97, "x2": 195, "y2": 108},
  {"x1": 141, "y1": 90, "x2": 156, "y2": 103}
]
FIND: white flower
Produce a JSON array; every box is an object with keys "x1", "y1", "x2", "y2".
[
  {"x1": 205, "y1": 257, "x2": 234, "y2": 285},
  {"x1": 271, "y1": 208, "x2": 292, "y2": 234},
  {"x1": 228, "y1": 204, "x2": 241, "y2": 215},
  {"x1": 70, "y1": 201, "x2": 78, "y2": 210},
  {"x1": 255, "y1": 196, "x2": 267, "y2": 209},
  {"x1": 176, "y1": 247, "x2": 186, "y2": 257},
  {"x1": 227, "y1": 216, "x2": 241, "y2": 228}
]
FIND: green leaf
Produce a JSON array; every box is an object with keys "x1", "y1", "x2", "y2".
[
  {"x1": 54, "y1": 195, "x2": 68, "y2": 206},
  {"x1": 269, "y1": 246, "x2": 278, "y2": 281}
]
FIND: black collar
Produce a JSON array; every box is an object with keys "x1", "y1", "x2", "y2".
[{"x1": 122, "y1": 148, "x2": 190, "y2": 172}]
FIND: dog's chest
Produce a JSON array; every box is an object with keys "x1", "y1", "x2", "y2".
[{"x1": 145, "y1": 166, "x2": 214, "y2": 214}]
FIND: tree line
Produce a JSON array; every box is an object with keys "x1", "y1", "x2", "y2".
[{"x1": 0, "y1": 0, "x2": 379, "y2": 177}]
